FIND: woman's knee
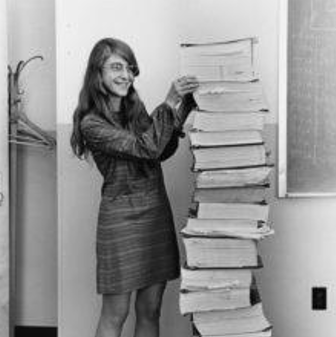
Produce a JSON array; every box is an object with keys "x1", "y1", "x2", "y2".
[
  {"x1": 101, "y1": 293, "x2": 131, "y2": 327},
  {"x1": 136, "y1": 299, "x2": 161, "y2": 322},
  {"x1": 135, "y1": 284, "x2": 166, "y2": 322}
]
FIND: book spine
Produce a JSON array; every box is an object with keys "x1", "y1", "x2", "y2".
[
  {"x1": 180, "y1": 36, "x2": 258, "y2": 48},
  {"x1": 183, "y1": 255, "x2": 264, "y2": 270},
  {"x1": 190, "y1": 141, "x2": 265, "y2": 149},
  {"x1": 192, "y1": 164, "x2": 269, "y2": 173},
  {"x1": 195, "y1": 182, "x2": 271, "y2": 189}
]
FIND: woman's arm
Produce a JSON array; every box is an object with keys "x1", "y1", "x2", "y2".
[
  {"x1": 81, "y1": 103, "x2": 178, "y2": 161},
  {"x1": 81, "y1": 76, "x2": 198, "y2": 162},
  {"x1": 158, "y1": 94, "x2": 198, "y2": 162},
  {"x1": 158, "y1": 129, "x2": 180, "y2": 162},
  {"x1": 174, "y1": 93, "x2": 198, "y2": 136}
]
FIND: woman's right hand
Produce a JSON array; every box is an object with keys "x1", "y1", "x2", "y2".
[{"x1": 165, "y1": 75, "x2": 199, "y2": 109}]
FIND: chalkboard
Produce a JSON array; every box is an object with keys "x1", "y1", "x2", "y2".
[{"x1": 286, "y1": 0, "x2": 336, "y2": 195}]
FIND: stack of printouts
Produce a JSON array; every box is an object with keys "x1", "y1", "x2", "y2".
[{"x1": 179, "y1": 38, "x2": 274, "y2": 337}]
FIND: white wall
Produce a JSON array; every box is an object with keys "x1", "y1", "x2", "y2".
[
  {"x1": 7, "y1": 0, "x2": 57, "y2": 326},
  {"x1": 0, "y1": 0, "x2": 9, "y2": 334},
  {"x1": 57, "y1": 1, "x2": 336, "y2": 337}
]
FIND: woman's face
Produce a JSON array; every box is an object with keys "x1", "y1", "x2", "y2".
[{"x1": 101, "y1": 53, "x2": 135, "y2": 97}]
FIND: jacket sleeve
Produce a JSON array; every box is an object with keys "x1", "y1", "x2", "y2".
[
  {"x1": 157, "y1": 94, "x2": 198, "y2": 162},
  {"x1": 158, "y1": 130, "x2": 180, "y2": 162},
  {"x1": 174, "y1": 93, "x2": 198, "y2": 133},
  {"x1": 81, "y1": 103, "x2": 178, "y2": 161}
]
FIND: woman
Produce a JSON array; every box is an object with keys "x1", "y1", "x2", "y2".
[{"x1": 70, "y1": 37, "x2": 199, "y2": 337}]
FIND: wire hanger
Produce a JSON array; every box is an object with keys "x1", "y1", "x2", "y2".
[{"x1": 8, "y1": 55, "x2": 57, "y2": 150}]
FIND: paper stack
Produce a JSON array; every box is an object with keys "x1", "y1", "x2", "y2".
[{"x1": 179, "y1": 38, "x2": 273, "y2": 337}]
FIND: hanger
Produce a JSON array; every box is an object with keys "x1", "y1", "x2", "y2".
[{"x1": 8, "y1": 55, "x2": 57, "y2": 150}]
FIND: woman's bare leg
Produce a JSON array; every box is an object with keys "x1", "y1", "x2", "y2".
[
  {"x1": 134, "y1": 282, "x2": 167, "y2": 337},
  {"x1": 95, "y1": 292, "x2": 132, "y2": 337}
]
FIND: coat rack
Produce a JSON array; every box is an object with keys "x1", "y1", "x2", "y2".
[
  {"x1": 8, "y1": 55, "x2": 56, "y2": 337},
  {"x1": 8, "y1": 55, "x2": 56, "y2": 149}
]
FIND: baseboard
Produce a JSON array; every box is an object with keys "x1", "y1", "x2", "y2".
[{"x1": 15, "y1": 326, "x2": 57, "y2": 337}]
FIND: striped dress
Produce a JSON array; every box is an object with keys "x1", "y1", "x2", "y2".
[{"x1": 80, "y1": 99, "x2": 195, "y2": 294}]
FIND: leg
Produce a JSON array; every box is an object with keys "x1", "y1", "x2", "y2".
[
  {"x1": 95, "y1": 292, "x2": 132, "y2": 337},
  {"x1": 134, "y1": 282, "x2": 167, "y2": 337}
]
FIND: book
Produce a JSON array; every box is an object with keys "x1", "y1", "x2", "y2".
[
  {"x1": 180, "y1": 38, "x2": 256, "y2": 81},
  {"x1": 180, "y1": 277, "x2": 260, "y2": 314},
  {"x1": 193, "y1": 328, "x2": 272, "y2": 337},
  {"x1": 189, "y1": 130, "x2": 263, "y2": 147},
  {"x1": 192, "y1": 111, "x2": 265, "y2": 132},
  {"x1": 192, "y1": 303, "x2": 272, "y2": 336},
  {"x1": 194, "y1": 80, "x2": 268, "y2": 112},
  {"x1": 180, "y1": 287, "x2": 257, "y2": 314},
  {"x1": 182, "y1": 236, "x2": 259, "y2": 268},
  {"x1": 182, "y1": 218, "x2": 273, "y2": 240},
  {"x1": 193, "y1": 185, "x2": 269, "y2": 203},
  {"x1": 192, "y1": 144, "x2": 267, "y2": 170},
  {"x1": 185, "y1": 218, "x2": 262, "y2": 232},
  {"x1": 195, "y1": 202, "x2": 269, "y2": 222},
  {"x1": 180, "y1": 266, "x2": 253, "y2": 291},
  {"x1": 195, "y1": 166, "x2": 272, "y2": 188}
]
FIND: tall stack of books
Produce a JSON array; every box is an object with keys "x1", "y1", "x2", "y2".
[{"x1": 179, "y1": 38, "x2": 273, "y2": 337}]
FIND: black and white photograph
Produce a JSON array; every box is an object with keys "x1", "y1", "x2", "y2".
[{"x1": 0, "y1": 1, "x2": 335, "y2": 337}]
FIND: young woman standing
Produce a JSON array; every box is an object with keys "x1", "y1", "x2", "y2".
[{"x1": 70, "y1": 37, "x2": 198, "y2": 337}]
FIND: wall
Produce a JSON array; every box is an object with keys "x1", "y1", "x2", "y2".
[
  {"x1": 0, "y1": 0, "x2": 9, "y2": 334},
  {"x1": 57, "y1": 1, "x2": 336, "y2": 337},
  {"x1": 7, "y1": 0, "x2": 57, "y2": 326}
]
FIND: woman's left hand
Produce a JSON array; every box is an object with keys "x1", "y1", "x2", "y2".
[
  {"x1": 165, "y1": 75, "x2": 199, "y2": 109},
  {"x1": 175, "y1": 75, "x2": 199, "y2": 97}
]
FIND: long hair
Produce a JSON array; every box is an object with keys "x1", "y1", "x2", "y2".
[{"x1": 70, "y1": 38, "x2": 144, "y2": 159}]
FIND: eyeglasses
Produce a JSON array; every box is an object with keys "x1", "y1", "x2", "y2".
[{"x1": 103, "y1": 62, "x2": 137, "y2": 75}]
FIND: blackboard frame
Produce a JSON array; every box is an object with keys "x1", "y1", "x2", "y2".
[
  {"x1": 278, "y1": 0, "x2": 336, "y2": 198},
  {"x1": 278, "y1": 0, "x2": 288, "y2": 197}
]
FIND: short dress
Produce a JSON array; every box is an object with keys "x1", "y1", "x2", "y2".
[{"x1": 80, "y1": 98, "x2": 195, "y2": 294}]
